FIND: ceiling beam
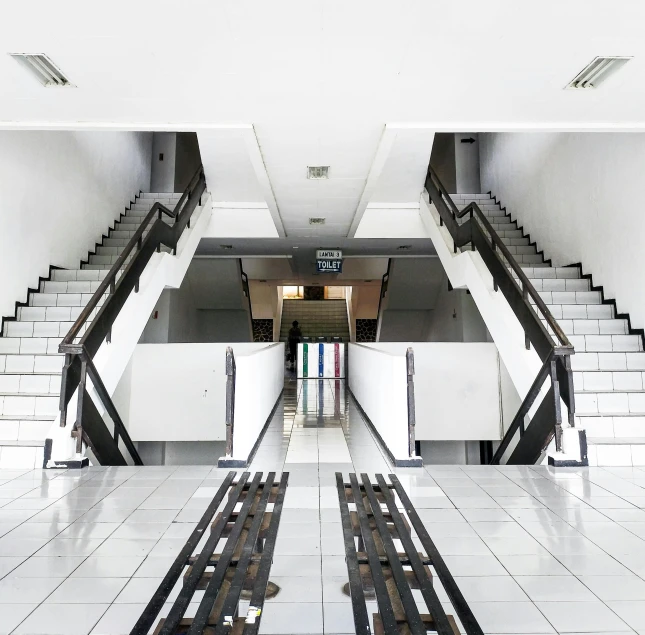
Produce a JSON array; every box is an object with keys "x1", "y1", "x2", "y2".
[
  {"x1": 347, "y1": 125, "x2": 398, "y2": 238},
  {"x1": 243, "y1": 126, "x2": 286, "y2": 238}
]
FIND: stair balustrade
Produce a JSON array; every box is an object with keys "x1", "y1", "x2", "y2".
[
  {"x1": 56, "y1": 165, "x2": 207, "y2": 465},
  {"x1": 425, "y1": 166, "x2": 578, "y2": 464}
]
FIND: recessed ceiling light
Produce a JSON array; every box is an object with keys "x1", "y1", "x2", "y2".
[
  {"x1": 309, "y1": 218, "x2": 326, "y2": 225},
  {"x1": 307, "y1": 166, "x2": 329, "y2": 180},
  {"x1": 10, "y1": 53, "x2": 73, "y2": 87},
  {"x1": 565, "y1": 56, "x2": 632, "y2": 89}
]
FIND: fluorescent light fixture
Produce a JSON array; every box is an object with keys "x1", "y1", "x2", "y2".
[
  {"x1": 10, "y1": 53, "x2": 73, "y2": 87},
  {"x1": 566, "y1": 56, "x2": 632, "y2": 89},
  {"x1": 307, "y1": 166, "x2": 329, "y2": 179}
]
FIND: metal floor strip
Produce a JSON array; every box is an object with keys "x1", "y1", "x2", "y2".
[
  {"x1": 129, "y1": 471, "x2": 289, "y2": 635},
  {"x1": 337, "y1": 472, "x2": 484, "y2": 635}
]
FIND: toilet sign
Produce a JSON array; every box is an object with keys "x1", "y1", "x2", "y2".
[{"x1": 316, "y1": 249, "x2": 342, "y2": 273}]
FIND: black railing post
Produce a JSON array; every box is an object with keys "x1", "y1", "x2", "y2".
[
  {"x1": 225, "y1": 347, "x2": 236, "y2": 458},
  {"x1": 74, "y1": 357, "x2": 88, "y2": 455},
  {"x1": 522, "y1": 283, "x2": 530, "y2": 350},
  {"x1": 406, "y1": 347, "x2": 416, "y2": 458},
  {"x1": 550, "y1": 358, "x2": 564, "y2": 453}
]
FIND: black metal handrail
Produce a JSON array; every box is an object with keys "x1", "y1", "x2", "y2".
[
  {"x1": 376, "y1": 259, "x2": 390, "y2": 320},
  {"x1": 427, "y1": 167, "x2": 572, "y2": 356},
  {"x1": 57, "y1": 165, "x2": 207, "y2": 463},
  {"x1": 425, "y1": 166, "x2": 575, "y2": 459},
  {"x1": 241, "y1": 267, "x2": 253, "y2": 322}
]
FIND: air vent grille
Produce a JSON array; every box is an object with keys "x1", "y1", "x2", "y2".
[
  {"x1": 309, "y1": 218, "x2": 326, "y2": 225},
  {"x1": 10, "y1": 54, "x2": 72, "y2": 87},
  {"x1": 307, "y1": 166, "x2": 329, "y2": 179},
  {"x1": 566, "y1": 56, "x2": 631, "y2": 89}
]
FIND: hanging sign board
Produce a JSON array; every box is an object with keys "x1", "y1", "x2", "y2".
[
  {"x1": 316, "y1": 249, "x2": 342, "y2": 260},
  {"x1": 316, "y1": 259, "x2": 343, "y2": 273}
]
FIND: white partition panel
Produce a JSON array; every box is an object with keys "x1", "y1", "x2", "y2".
[
  {"x1": 348, "y1": 344, "x2": 409, "y2": 461},
  {"x1": 233, "y1": 343, "x2": 285, "y2": 460},
  {"x1": 358, "y1": 343, "x2": 509, "y2": 441},
  {"x1": 113, "y1": 343, "x2": 282, "y2": 446}
]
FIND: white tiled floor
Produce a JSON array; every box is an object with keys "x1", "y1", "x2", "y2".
[{"x1": 4, "y1": 380, "x2": 645, "y2": 632}]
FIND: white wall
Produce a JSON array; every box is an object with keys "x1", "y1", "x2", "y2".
[
  {"x1": 348, "y1": 343, "x2": 410, "y2": 461},
  {"x1": 139, "y1": 258, "x2": 253, "y2": 343},
  {"x1": 480, "y1": 132, "x2": 645, "y2": 328},
  {"x1": 0, "y1": 130, "x2": 152, "y2": 319}
]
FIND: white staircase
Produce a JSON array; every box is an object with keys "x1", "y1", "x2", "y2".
[
  {"x1": 0, "y1": 192, "x2": 182, "y2": 468},
  {"x1": 453, "y1": 193, "x2": 645, "y2": 466}
]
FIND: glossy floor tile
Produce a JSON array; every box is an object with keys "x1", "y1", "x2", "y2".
[{"x1": 3, "y1": 381, "x2": 645, "y2": 632}]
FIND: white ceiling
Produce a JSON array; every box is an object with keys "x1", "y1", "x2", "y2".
[{"x1": 2, "y1": 1, "x2": 644, "y2": 238}]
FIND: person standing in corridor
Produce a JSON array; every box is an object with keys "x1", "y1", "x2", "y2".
[{"x1": 288, "y1": 320, "x2": 302, "y2": 369}]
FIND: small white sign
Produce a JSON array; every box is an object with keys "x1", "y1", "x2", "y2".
[{"x1": 316, "y1": 249, "x2": 342, "y2": 260}]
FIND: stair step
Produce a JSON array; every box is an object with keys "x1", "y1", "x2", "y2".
[
  {"x1": 0, "y1": 355, "x2": 64, "y2": 373},
  {"x1": 568, "y1": 335, "x2": 642, "y2": 353},
  {"x1": 540, "y1": 318, "x2": 628, "y2": 335},
  {"x1": 0, "y1": 420, "x2": 55, "y2": 443},
  {"x1": 0, "y1": 338, "x2": 64, "y2": 355},
  {"x1": 0, "y1": 395, "x2": 59, "y2": 417},
  {"x1": 0, "y1": 374, "x2": 61, "y2": 395},
  {"x1": 530, "y1": 291, "x2": 602, "y2": 305},
  {"x1": 28, "y1": 293, "x2": 103, "y2": 308},
  {"x1": 18, "y1": 304, "x2": 102, "y2": 322},
  {"x1": 520, "y1": 267, "x2": 580, "y2": 279},
  {"x1": 50, "y1": 269, "x2": 111, "y2": 282},
  {"x1": 574, "y1": 371, "x2": 645, "y2": 392},
  {"x1": 40, "y1": 280, "x2": 105, "y2": 294},
  {"x1": 571, "y1": 352, "x2": 645, "y2": 372},
  {"x1": 575, "y1": 391, "x2": 645, "y2": 415},
  {"x1": 4, "y1": 321, "x2": 83, "y2": 338}
]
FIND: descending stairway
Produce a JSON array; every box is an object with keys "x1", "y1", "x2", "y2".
[
  {"x1": 0, "y1": 192, "x2": 181, "y2": 468},
  {"x1": 280, "y1": 299, "x2": 350, "y2": 342},
  {"x1": 453, "y1": 193, "x2": 645, "y2": 466}
]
